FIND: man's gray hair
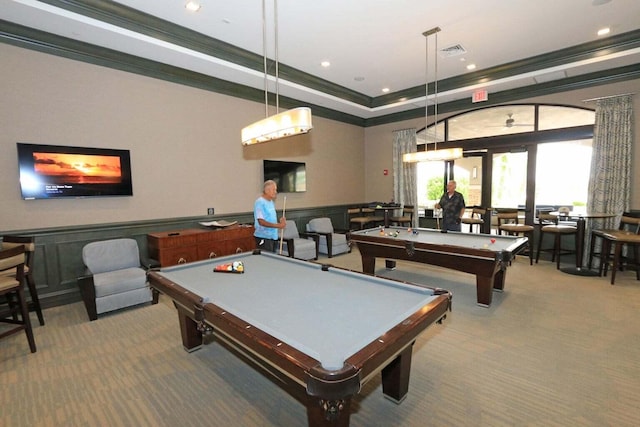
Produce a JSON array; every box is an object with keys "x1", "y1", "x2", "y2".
[{"x1": 263, "y1": 180, "x2": 277, "y2": 191}]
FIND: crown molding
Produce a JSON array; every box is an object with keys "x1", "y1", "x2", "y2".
[{"x1": 2, "y1": 3, "x2": 639, "y2": 128}]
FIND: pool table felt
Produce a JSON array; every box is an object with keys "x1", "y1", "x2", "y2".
[
  {"x1": 351, "y1": 226, "x2": 524, "y2": 252},
  {"x1": 157, "y1": 252, "x2": 442, "y2": 369}
]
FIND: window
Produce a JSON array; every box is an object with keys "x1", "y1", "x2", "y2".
[
  {"x1": 535, "y1": 140, "x2": 592, "y2": 208},
  {"x1": 415, "y1": 104, "x2": 595, "y2": 214}
]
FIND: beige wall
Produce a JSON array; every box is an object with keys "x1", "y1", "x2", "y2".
[
  {"x1": 2, "y1": 42, "x2": 638, "y2": 232},
  {"x1": 364, "y1": 79, "x2": 640, "y2": 208},
  {"x1": 0, "y1": 44, "x2": 366, "y2": 231}
]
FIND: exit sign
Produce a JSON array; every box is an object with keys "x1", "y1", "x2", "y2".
[{"x1": 472, "y1": 89, "x2": 488, "y2": 103}]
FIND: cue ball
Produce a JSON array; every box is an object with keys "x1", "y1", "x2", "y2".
[{"x1": 483, "y1": 244, "x2": 488, "y2": 248}]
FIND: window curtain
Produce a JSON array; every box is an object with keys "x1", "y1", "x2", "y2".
[
  {"x1": 584, "y1": 94, "x2": 634, "y2": 267},
  {"x1": 392, "y1": 128, "x2": 417, "y2": 227}
]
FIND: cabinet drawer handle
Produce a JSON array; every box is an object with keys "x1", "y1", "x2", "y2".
[
  {"x1": 209, "y1": 252, "x2": 217, "y2": 258},
  {"x1": 178, "y1": 257, "x2": 187, "y2": 264}
]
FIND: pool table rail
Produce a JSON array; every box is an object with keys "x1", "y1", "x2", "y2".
[{"x1": 350, "y1": 228, "x2": 527, "y2": 307}]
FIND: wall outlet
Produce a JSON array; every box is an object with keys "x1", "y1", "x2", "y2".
[{"x1": 207, "y1": 208, "x2": 214, "y2": 215}]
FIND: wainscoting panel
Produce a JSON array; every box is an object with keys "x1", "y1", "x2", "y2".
[{"x1": 2, "y1": 205, "x2": 352, "y2": 309}]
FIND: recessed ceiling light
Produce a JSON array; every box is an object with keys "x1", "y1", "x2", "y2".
[
  {"x1": 597, "y1": 27, "x2": 611, "y2": 36},
  {"x1": 320, "y1": 61, "x2": 331, "y2": 68},
  {"x1": 185, "y1": 1, "x2": 201, "y2": 12},
  {"x1": 382, "y1": 88, "x2": 390, "y2": 93},
  {"x1": 466, "y1": 64, "x2": 476, "y2": 70}
]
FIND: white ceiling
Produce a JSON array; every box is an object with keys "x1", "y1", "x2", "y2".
[{"x1": 3, "y1": 0, "x2": 640, "y2": 120}]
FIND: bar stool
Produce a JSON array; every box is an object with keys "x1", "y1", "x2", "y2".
[
  {"x1": 461, "y1": 207, "x2": 485, "y2": 233},
  {"x1": 1, "y1": 235, "x2": 45, "y2": 325},
  {"x1": 588, "y1": 215, "x2": 640, "y2": 271},
  {"x1": 390, "y1": 205, "x2": 414, "y2": 227},
  {"x1": 347, "y1": 207, "x2": 374, "y2": 230},
  {"x1": 362, "y1": 207, "x2": 385, "y2": 227},
  {"x1": 497, "y1": 211, "x2": 534, "y2": 265},
  {"x1": 0, "y1": 245, "x2": 37, "y2": 353},
  {"x1": 535, "y1": 213, "x2": 578, "y2": 270},
  {"x1": 599, "y1": 230, "x2": 640, "y2": 284}
]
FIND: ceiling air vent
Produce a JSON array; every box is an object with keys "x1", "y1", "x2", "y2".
[{"x1": 439, "y1": 44, "x2": 466, "y2": 58}]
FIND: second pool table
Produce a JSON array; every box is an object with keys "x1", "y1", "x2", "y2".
[
  {"x1": 148, "y1": 250, "x2": 451, "y2": 427},
  {"x1": 350, "y1": 226, "x2": 528, "y2": 307}
]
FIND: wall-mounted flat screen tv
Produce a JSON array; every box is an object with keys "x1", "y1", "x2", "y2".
[
  {"x1": 16, "y1": 143, "x2": 133, "y2": 199},
  {"x1": 263, "y1": 160, "x2": 306, "y2": 193}
]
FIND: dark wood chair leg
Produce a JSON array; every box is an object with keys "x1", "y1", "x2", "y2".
[
  {"x1": 25, "y1": 274, "x2": 45, "y2": 326},
  {"x1": 17, "y1": 286, "x2": 36, "y2": 352},
  {"x1": 555, "y1": 233, "x2": 562, "y2": 270},
  {"x1": 611, "y1": 242, "x2": 622, "y2": 285}
]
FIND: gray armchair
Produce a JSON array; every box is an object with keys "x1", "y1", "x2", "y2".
[
  {"x1": 78, "y1": 238, "x2": 158, "y2": 321},
  {"x1": 280, "y1": 220, "x2": 319, "y2": 260},
  {"x1": 306, "y1": 217, "x2": 350, "y2": 258}
]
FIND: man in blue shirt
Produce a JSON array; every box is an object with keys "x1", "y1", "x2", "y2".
[
  {"x1": 254, "y1": 180, "x2": 286, "y2": 252},
  {"x1": 435, "y1": 180, "x2": 466, "y2": 232}
]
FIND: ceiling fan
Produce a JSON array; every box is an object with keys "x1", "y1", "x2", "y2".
[{"x1": 503, "y1": 113, "x2": 533, "y2": 128}]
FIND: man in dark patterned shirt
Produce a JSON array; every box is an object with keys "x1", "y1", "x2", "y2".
[{"x1": 435, "y1": 180, "x2": 466, "y2": 232}]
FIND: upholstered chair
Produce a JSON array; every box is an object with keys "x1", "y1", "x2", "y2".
[
  {"x1": 280, "y1": 220, "x2": 319, "y2": 260},
  {"x1": 78, "y1": 238, "x2": 159, "y2": 321},
  {"x1": 306, "y1": 218, "x2": 350, "y2": 258}
]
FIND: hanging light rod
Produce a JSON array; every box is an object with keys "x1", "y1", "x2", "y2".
[
  {"x1": 241, "y1": 0, "x2": 312, "y2": 146},
  {"x1": 404, "y1": 26, "x2": 462, "y2": 163}
]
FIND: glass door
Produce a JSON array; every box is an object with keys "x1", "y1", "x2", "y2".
[{"x1": 491, "y1": 151, "x2": 528, "y2": 210}]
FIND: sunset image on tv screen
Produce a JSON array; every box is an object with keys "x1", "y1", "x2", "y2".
[{"x1": 33, "y1": 152, "x2": 122, "y2": 184}]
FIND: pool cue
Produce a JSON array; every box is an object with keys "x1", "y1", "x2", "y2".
[{"x1": 279, "y1": 196, "x2": 287, "y2": 254}]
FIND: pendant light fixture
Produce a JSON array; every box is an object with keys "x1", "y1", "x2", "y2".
[
  {"x1": 403, "y1": 27, "x2": 462, "y2": 162},
  {"x1": 241, "y1": 0, "x2": 312, "y2": 146}
]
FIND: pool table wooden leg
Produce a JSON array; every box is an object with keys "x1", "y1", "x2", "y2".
[
  {"x1": 360, "y1": 255, "x2": 376, "y2": 274},
  {"x1": 381, "y1": 344, "x2": 413, "y2": 403},
  {"x1": 476, "y1": 270, "x2": 505, "y2": 306},
  {"x1": 476, "y1": 276, "x2": 494, "y2": 307},
  {"x1": 492, "y1": 269, "x2": 506, "y2": 291},
  {"x1": 175, "y1": 304, "x2": 203, "y2": 352},
  {"x1": 306, "y1": 397, "x2": 352, "y2": 427}
]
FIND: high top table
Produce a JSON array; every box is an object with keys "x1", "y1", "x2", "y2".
[
  {"x1": 370, "y1": 203, "x2": 401, "y2": 227},
  {"x1": 551, "y1": 211, "x2": 617, "y2": 276}
]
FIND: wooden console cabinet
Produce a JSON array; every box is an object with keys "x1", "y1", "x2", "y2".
[{"x1": 147, "y1": 225, "x2": 255, "y2": 267}]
